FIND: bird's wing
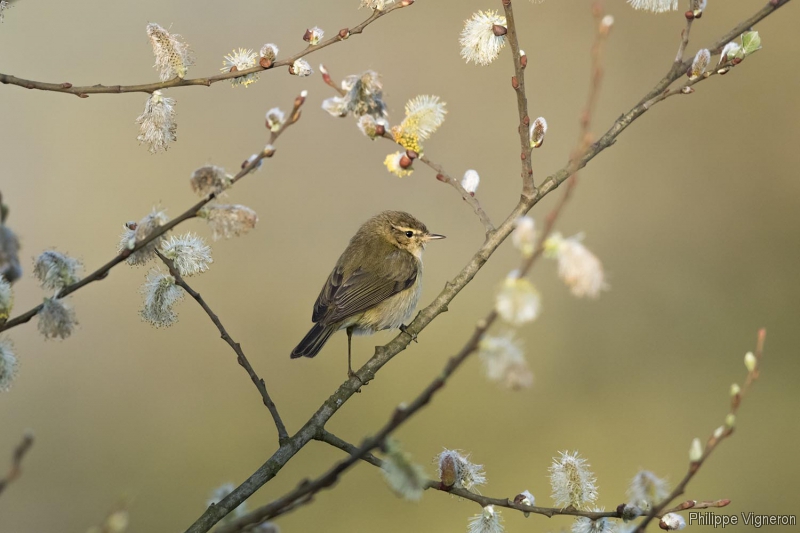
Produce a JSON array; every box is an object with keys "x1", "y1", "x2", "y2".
[{"x1": 312, "y1": 253, "x2": 417, "y2": 326}]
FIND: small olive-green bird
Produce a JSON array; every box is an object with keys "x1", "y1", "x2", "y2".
[{"x1": 290, "y1": 211, "x2": 445, "y2": 377}]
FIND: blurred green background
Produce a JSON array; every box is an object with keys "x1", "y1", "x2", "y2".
[{"x1": 1, "y1": 0, "x2": 798, "y2": 531}]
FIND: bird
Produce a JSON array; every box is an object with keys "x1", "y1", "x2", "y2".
[{"x1": 290, "y1": 210, "x2": 445, "y2": 377}]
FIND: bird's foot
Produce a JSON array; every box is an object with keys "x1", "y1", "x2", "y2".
[
  {"x1": 400, "y1": 324, "x2": 418, "y2": 343},
  {"x1": 348, "y1": 369, "x2": 367, "y2": 392}
]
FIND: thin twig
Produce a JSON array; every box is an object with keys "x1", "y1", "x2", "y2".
[
  {"x1": 315, "y1": 430, "x2": 382, "y2": 468},
  {"x1": 184, "y1": 5, "x2": 790, "y2": 531},
  {"x1": 675, "y1": 15, "x2": 694, "y2": 64},
  {"x1": 156, "y1": 251, "x2": 289, "y2": 444},
  {"x1": 416, "y1": 153, "x2": 495, "y2": 234},
  {"x1": 0, "y1": 93, "x2": 306, "y2": 334},
  {"x1": 319, "y1": 429, "x2": 619, "y2": 519},
  {"x1": 501, "y1": 0, "x2": 535, "y2": 197},
  {"x1": 635, "y1": 328, "x2": 766, "y2": 532},
  {"x1": 0, "y1": 431, "x2": 34, "y2": 498},
  {"x1": 0, "y1": 4, "x2": 412, "y2": 98}
]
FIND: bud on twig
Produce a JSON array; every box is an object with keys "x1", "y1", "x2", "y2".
[
  {"x1": 689, "y1": 437, "x2": 703, "y2": 463},
  {"x1": 744, "y1": 351, "x2": 757, "y2": 372},
  {"x1": 492, "y1": 24, "x2": 507, "y2": 37},
  {"x1": 529, "y1": 117, "x2": 547, "y2": 148},
  {"x1": 599, "y1": 15, "x2": 614, "y2": 35},
  {"x1": 519, "y1": 50, "x2": 527, "y2": 69},
  {"x1": 399, "y1": 154, "x2": 413, "y2": 169},
  {"x1": 439, "y1": 453, "x2": 457, "y2": 488},
  {"x1": 294, "y1": 90, "x2": 308, "y2": 109}
]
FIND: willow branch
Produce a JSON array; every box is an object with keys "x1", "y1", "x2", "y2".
[
  {"x1": 156, "y1": 250, "x2": 289, "y2": 444},
  {"x1": 0, "y1": 431, "x2": 34, "y2": 498},
  {"x1": 638, "y1": 0, "x2": 790, "y2": 106},
  {"x1": 501, "y1": 0, "x2": 534, "y2": 197},
  {"x1": 635, "y1": 328, "x2": 766, "y2": 532},
  {"x1": 0, "y1": 93, "x2": 306, "y2": 334},
  {"x1": 318, "y1": 429, "x2": 619, "y2": 520},
  {"x1": 0, "y1": 4, "x2": 412, "y2": 97},
  {"x1": 185, "y1": 5, "x2": 790, "y2": 531}
]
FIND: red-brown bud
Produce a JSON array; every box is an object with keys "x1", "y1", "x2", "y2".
[
  {"x1": 375, "y1": 124, "x2": 386, "y2": 137},
  {"x1": 338, "y1": 28, "x2": 350, "y2": 40},
  {"x1": 492, "y1": 24, "x2": 508, "y2": 37},
  {"x1": 229, "y1": 65, "x2": 239, "y2": 73},
  {"x1": 732, "y1": 57, "x2": 743, "y2": 65},
  {"x1": 405, "y1": 149, "x2": 418, "y2": 160},
  {"x1": 435, "y1": 173, "x2": 447, "y2": 182},
  {"x1": 259, "y1": 57, "x2": 272, "y2": 69},
  {"x1": 511, "y1": 76, "x2": 519, "y2": 89},
  {"x1": 61, "y1": 82, "x2": 73, "y2": 89},
  {"x1": 399, "y1": 154, "x2": 413, "y2": 169},
  {"x1": 439, "y1": 454, "x2": 457, "y2": 488},
  {"x1": 303, "y1": 29, "x2": 313, "y2": 42},
  {"x1": 520, "y1": 54, "x2": 528, "y2": 69},
  {"x1": 685, "y1": 10, "x2": 695, "y2": 19}
]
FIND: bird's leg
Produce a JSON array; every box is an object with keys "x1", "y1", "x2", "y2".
[
  {"x1": 346, "y1": 327, "x2": 366, "y2": 391},
  {"x1": 347, "y1": 326, "x2": 354, "y2": 377},
  {"x1": 400, "y1": 324, "x2": 418, "y2": 343}
]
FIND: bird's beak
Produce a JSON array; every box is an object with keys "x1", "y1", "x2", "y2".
[{"x1": 426, "y1": 233, "x2": 446, "y2": 241}]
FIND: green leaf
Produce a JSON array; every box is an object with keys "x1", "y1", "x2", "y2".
[{"x1": 741, "y1": 31, "x2": 762, "y2": 56}]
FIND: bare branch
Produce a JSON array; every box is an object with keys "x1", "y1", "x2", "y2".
[{"x1": 156, "y1": 251, "x2": 289, "y2": 444}]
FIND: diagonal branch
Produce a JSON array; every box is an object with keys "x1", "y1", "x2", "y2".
[
  {"x1": 635, "y1": 328, "x2": 766, "y2": 532},
  {"x1": 181, "y1": 4, "x2": 791, "y2": 531},
  {"x1": 0, "y1": 92, "x2": 306, "y2": 334},
  {"x1": 156, "y1": 250, "x2": 289, "y2": 444},
  {"x1": 0, "y1": 3, "x2": 413, "y2": 97}
]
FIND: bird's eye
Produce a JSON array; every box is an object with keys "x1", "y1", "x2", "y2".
[{"x1": 405, "y1": 231, "x2": 414, "y2": 238}]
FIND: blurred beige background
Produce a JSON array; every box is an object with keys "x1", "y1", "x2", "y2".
[{"x1": 1, "y1": 0, "x2": 798, "y2": 532}]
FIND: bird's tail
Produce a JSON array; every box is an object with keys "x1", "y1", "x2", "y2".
[{"x1": 290, "y1": 323, "x2": 337, "y2": 359}]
